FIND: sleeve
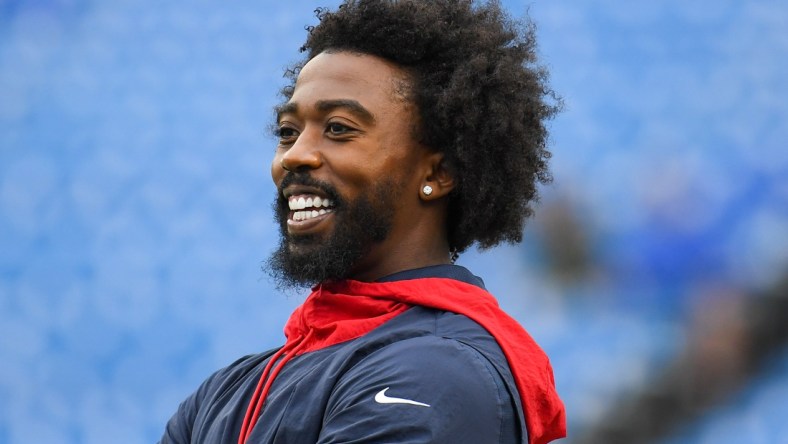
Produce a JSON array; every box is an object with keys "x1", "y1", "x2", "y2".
[
  {"x1": 317, "y1": 335, "x2": 520, "y2": 444},
  {"x1": 158, "y1": 351, "x2": 277, "y2": 444},
  {"x1": 158, "y1": 379, "x2": 208, "y2": 444}
]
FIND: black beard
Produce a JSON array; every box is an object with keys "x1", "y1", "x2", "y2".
[{"x1": 266, "y1": 173, "x2": 399, "y2": 289}]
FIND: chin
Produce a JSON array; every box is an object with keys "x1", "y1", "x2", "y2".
[{"x1": 286, "y1": 241, "x2": 319, "y2": 257}]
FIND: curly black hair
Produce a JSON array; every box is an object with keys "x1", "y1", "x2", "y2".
[{"x1": 284, "y1": 0, "x2": 559, "y2": 254}]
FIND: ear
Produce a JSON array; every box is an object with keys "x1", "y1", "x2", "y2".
[{"x1": 420, "y1": 152, "x2": 455, "y2": 201}]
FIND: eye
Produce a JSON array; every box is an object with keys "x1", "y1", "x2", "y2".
[
  {"x1": 326, "y1": 122, "x2": 353, "y2": 136},
  {"x1": 277, "y1": 126, "x2": 299, "y2": 144}
]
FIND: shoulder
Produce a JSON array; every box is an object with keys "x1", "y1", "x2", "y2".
[
  {"x1": 375, "y1": 307, "x2": 517, "y2": 387},
  {"x1": 319, "y1": 323, "x2": 521, "y2": 443},
  {"x1": 346, "y1": 306, "x2": 518, "y2": 412},
  {"x1": 194, "y1": 350, "x2": 276, "y2": 406},
  {"x1": 159, "y1": 349, "x2": 278, "y2": 444},
  {"x1": 341, "y1": 333, "x2": 509, "y2": 407}
]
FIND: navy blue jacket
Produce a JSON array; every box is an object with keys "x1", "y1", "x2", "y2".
[{"x1": 160, "y1": 266, "x2": 524, "y2": 443}]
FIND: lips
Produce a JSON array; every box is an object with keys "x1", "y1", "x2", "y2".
[
  {"x1": 279, "y1": 176, "x2": 341, "y2": 234},
  {"x1": 284, "y1": 192, "x2": 337, "y2": 233},
  {"x1": 288, "y1": 194, "x2": 335, "y2": 221}
]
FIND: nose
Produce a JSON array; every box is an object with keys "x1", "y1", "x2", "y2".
[{"x1": 280, "y1": 130, "x2": 322, "y2": 172}]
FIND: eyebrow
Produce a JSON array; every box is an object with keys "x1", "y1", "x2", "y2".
[{"x1": 276, "y1": 99, "x2": 376, "y2": 125}]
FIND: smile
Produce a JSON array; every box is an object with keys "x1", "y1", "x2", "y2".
[{"x1": 288, "y1": 194, "x2": 335, "y2": 222}]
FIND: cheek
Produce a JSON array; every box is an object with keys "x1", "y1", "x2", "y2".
[
  {"x1": 320, "y1": 149, "x2": 372, "y2": 185},
  {"x1": 271, "y1": 153, "x2": 285, "y2": 185}
]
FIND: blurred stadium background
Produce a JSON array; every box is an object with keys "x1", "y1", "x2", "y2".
[{"x1": 0, "y1": 0, "x2": 786, "y2": 442}]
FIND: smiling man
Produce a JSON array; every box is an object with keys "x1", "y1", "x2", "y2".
[
  {"x1": 269, "y1": 51, "x2": 453, "y2": 286},
  {"x1": 160, "y1": 1, "x2": 565, "y2": 443}
]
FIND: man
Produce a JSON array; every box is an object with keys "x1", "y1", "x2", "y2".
[{"x1": 160, "y1": 1, "x2": 565, "y2": 443}]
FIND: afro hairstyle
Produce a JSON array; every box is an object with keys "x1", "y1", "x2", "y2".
[{"x1": 283, "y1": 0, "x2": 560, "y2": 254}]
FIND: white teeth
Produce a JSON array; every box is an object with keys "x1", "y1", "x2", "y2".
[
  {"x1": 291, "y1": 208, "x2": 332, "y2": 222},
  {"x1": 288, "y1": 195, "x2": 335, "y2": 211}
]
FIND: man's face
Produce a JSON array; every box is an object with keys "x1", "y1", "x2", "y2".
[{"x1": 268, "y1": 51, "x2": 427, "y2": 286}]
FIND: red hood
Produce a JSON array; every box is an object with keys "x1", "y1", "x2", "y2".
[{"x1": 286, "y1": 278, "x2": 567, "y2": 444}]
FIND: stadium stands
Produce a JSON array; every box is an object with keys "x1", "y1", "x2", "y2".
[{"x1": 1, "y1": 1, "x2": 785, "y2": 443}]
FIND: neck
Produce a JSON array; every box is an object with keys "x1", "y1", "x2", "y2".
[
  {"x1": 344, "y1": 229, "x2": 452, "y2": 282},
  {"x1": 344, "y1": 198, "x2": 453, "y2": 282},
  {"x1": 345, "y1": 247, "x2": 452, "y2": 282}
]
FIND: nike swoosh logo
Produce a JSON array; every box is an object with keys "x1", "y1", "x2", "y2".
[{"x1": 374, "y1": 387, "x2": 430, "y2": 407}]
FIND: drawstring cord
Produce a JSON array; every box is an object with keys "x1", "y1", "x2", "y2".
[
  {"x1": 237, "y1": 329, "x2": 314, "y2": 444},
  {"x1": 238, "y1": 284, "x2": 324, "y2": 444}
]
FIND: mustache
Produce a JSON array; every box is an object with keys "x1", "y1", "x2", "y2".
[{"x1": 277, "y1": 172, "x2": 343, "y2": 206}]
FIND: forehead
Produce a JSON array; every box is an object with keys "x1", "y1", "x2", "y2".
[{"x1": 284, "y1": 51, "x2": 411, "y2": 116}]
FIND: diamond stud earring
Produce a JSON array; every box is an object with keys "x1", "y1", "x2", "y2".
[{"x1": 422, "y1": 185, "x2": 433, "y2": 196}]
